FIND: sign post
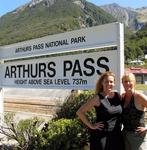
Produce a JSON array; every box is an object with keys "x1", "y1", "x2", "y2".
[{"x1": 0, "y1": 61, "x2": 4, "y2": 124}]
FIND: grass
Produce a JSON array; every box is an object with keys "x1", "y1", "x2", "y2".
[{"x1": 135, "y1": 84, "x2": 147, "y2": 91}]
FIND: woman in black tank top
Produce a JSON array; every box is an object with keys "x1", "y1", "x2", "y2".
[
  {"x1": 76, "y1": 71, "x2": 124, "y2": 150},
  {"x1": 122, "y1": 72, "x2": 147, "y2": 150}
]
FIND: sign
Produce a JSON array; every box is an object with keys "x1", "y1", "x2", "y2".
[
  {"x1": 2, "y1": 50, "x2": 118, "y2": 89},
  {"x1": 0, "y1": 22, "x2": 124, "y2": 91},
  {"x1": 0, "y1": 23, "x2": 118, "y2": 60}
]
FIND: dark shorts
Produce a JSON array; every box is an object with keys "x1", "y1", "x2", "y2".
[{"x1": 90, "y1": 129, "x2": 124, "y2": 150}]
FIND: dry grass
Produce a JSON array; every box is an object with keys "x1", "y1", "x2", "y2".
[{"x1": 135, "y1": 84, "x2": 147, "y2": 91}]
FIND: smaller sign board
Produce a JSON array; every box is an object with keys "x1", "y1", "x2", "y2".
[{"x1": 0, "y1": 23, "x2": 118, "y2": 60}]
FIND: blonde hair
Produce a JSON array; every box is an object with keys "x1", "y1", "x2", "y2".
[
  {"x1": 122, "y1": 72, "x2": 136, "y2": 85},
  {"x1": 95, "y1": 71, "x2": 115, "y2": 94}
]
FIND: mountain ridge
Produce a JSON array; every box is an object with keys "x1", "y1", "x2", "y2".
[
  {"x1": 0, "y1": 0, "x2": 116, "y2": 46},
  {"x1": 100, "y1": 3, "x2": 147, "y2": 30}
]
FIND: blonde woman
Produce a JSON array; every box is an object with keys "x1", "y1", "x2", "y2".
[
  {"x1": 76, "y1": 71, "x2": 124, "y2": 150},
  {"x1": 121, "y1": 72, "x2": 147, "y2": 150}
]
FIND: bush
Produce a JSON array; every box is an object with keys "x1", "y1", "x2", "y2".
[
  {"x1": 0, "y1": 113, "x2": 45, "y2": 150},
  {"x1": 44, "y1": 90, "x2": 96, "y2": 150},
  {"x1": 41, "y1": 118, "x2": 89, "y2": 150},
  {"x1": 55, "y1": 90, "x2": 95, "y2": 119}
]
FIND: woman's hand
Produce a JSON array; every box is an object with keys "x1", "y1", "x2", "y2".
[
  {"x1": 90, "y1": 121, "x2": 104, "y2": 130},
  {"x1": 136, "y1": 126, "x2": 147, "y2": 135}
]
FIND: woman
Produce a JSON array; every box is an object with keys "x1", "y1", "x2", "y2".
[
  {"x1": 121, "y1": 72, "x2": 147, "y2": 150},
  {"x1": 76, "y1": 71, "x2": 124, "y2": 150}
]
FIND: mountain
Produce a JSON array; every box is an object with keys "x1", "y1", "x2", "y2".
[
  {"x1": 0, "y1": 0, "x2": 116, "y2": 46},
  {"x1": 136, "y1": 7, "x2": 147, "y2": 23},
  {"x1": 100, "y1": 3, "x2": 147, "y2": 31}
]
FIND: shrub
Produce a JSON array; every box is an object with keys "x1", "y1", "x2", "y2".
[
  {"x1": 0, "y1": 113, "x2": 45, "y2": 150},
  {"x1": 41, "y1": 118, "x2": 89, "y2": 150},
  {"x1": 55, "y1": 90, "x2": 95, "y2": 119}
]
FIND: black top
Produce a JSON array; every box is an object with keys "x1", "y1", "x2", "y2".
[
  {"x1": 122, "y1": 94, "x2": 145, "y2": 131},
  {"x1": 90, "y1": 92, "x2": 124, "y2": 150},
  {"x1": 94, "y1": 92, "x2": 122, "y2": 132}
]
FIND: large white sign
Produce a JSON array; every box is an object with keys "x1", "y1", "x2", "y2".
[
  {"x1": 2, "y1": 50, "x2": 118, "y2": 89},
  {"x1": 0, "y1": 22, "x2": 124, "y2": 91},
  {"x1": 0, "y1": 23, "x2": 118, "y2": 60}
]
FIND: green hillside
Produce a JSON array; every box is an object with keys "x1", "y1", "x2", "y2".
[
  {"x1": 0, "y1": 0, "x2": 116, "y2": 46},
  {"x1": 125, "y1": 23, "x2": 147, "y2": 62}
]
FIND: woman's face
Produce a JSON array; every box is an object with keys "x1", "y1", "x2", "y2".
[
  {"x1": 102, "y1": 75, "x2": 115, "y2": 93},
  {"x1": 122, "y1": 76, "x2": 135, "y2": 92}
]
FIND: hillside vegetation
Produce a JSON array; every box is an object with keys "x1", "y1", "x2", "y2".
[
  {"x1": 0, "y1": 0, "x2": 115, "y2": 46},
  {"x1": 125, "y1": 24, "x2": 147, "y2": 62}
]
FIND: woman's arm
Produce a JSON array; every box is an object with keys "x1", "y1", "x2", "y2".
[
  {"x1": 76, "y1": 95, "x2": 104, "y2": 130},
  {"x1": 135, "y1": 91, "x2": 147, "y2": 134},
  {"x1": 136, "y1": 91, "x2": 147, "y2": 108}
]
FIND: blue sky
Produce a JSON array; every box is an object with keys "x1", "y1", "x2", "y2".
[
  {"x1": 0, "y1": 0, "x2": 147, "y2": 16},
  {"x1": 87, "y1": 0, "x2": 147, "y2": 8}
]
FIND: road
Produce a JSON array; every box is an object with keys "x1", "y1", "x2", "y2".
[
  {"x1": 3, "y1": 88, "x2": 72, "y2": 121},
  {"x1": 3, "y1": 89, "x2": 147, "y2": 120}
]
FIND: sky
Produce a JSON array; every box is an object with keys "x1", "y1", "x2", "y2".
[{"x1": 0, "y1": 0, "x2": 147, "y2": 17}]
